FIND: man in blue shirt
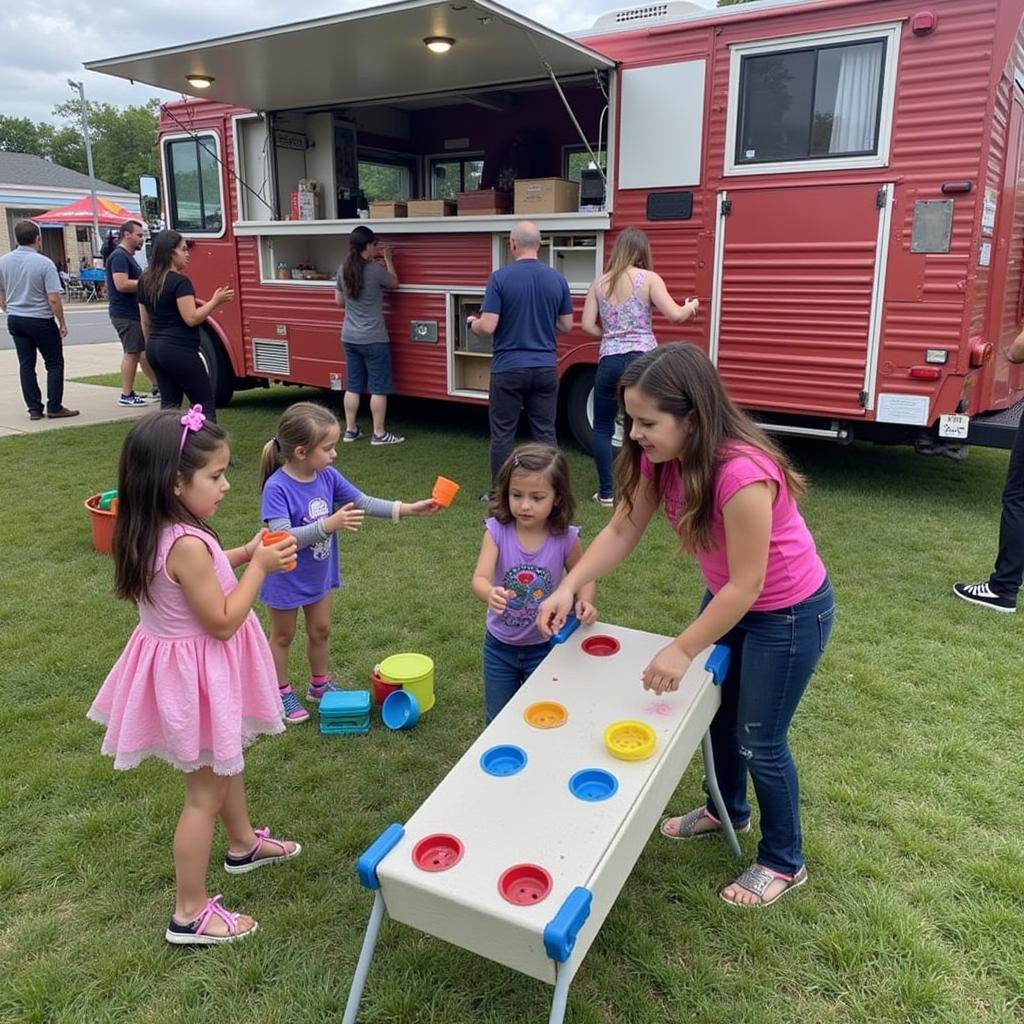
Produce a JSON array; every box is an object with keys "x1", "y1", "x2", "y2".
[
  {"x1": 0, "y1": 220, "x2": 77, "y2": 421},
  {"x1": 106, "y1": 219, "x2": 159, "y2": 406},
  {"x1": 468, "y1": 221, "x2": 573, "y2": 486}
]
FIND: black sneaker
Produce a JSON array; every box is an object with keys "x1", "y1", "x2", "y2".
[{"x1": 952, "y1": 581, "x2": 1016, "y2": 613}]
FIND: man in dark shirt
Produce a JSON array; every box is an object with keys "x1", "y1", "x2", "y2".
[
  {"x1": 105, "y1": 219, "x2": 158, "y2": 406},
  {"x1": 468, "y1": 221, "x2": 573, "y2": 488}
]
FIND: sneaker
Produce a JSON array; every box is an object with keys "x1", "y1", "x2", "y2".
[
  {"x1": 592, "y1": 492, "x2": 614, "y2": 508},
  {"x1": 149, "y1": 388, "x2": 161, "y2": 400},
  {"x1": 307, "y1": 677, "x2": 339, "y2": 703},
  {"x1": 278, "y1": 686, "x2": 311, "y2": 723},
  {"x1": 342, "y1": 428, "x2": 363, "y2": 443},
  {"x1": 118, "y1": 392, "x2": 148, "y2": 406},
  {"x1": 952, "y1": 581, "x2": 1016, "y2": 613},
  {"x1": 371, "y1": 431, "x2": 405, "y2": 446}
]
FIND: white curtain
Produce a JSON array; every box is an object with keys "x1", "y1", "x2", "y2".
[{"x1": 829, "y1": 42, "x2": 884, "y2": 153}]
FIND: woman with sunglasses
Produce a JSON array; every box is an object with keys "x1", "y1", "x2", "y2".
[{"x1": 139, "y1": 230, "x2": 233, "y2": 421}]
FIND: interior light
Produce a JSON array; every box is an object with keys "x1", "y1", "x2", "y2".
[
  {"x1": 424, "y1": 36, "x2": 455, "y2": 54},
  {"x1": 186, "y1": 75, "x2": 215, "y2": 89}
]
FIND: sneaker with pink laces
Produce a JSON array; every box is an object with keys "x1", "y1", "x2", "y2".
[{"x1": 278, "y1": 686, "x2": 310, "y2": 723}]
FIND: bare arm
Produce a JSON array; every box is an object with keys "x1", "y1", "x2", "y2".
[
  {"x1": 380, "y1": 248, "x2": 399, "y2": 288},
  {"x1": 563, "y1": 538, "x2": 598, "y2": 622},
  {"x1": 176, "y1": 286, "x2": 233, "y2": 328},
  {"x1": 581, "y1": 282, "x2": 602, "y2": 337},
  {"x1": 0, "y1": 282, "x2": 6, "y2": 314},
  {"x1": 556, "y1": 312, "x2": 573, "y2": 333},
  {"x1": 47, "y1": 292, "x2": 67, "y2": 338},
  {"x1": 1007, "y1": 326, "x2": 1024, "y2": 364},
  {"x1": 335, "y1": 287, "x2": 346, "y2": 308},
  {"x1": 111, "y1": 271, "x2": 138, "y2": 295},
  {"x1": 469, "y1": 312, "x2": 499, "y2": 336},
  {"x1": 472, "y1": 530, "x2": 514, "y2": 614},
  {"x1": 648, "y1": 271, "x2": 698, "y2": 325}
]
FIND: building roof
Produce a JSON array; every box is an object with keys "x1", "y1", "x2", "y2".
[{"x1": 0, "y1": 152, "x2": 133, "y2": 195}]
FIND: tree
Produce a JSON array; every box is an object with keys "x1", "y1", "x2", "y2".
[{"x1": 0, "y1": 116, "x2": 46, "y2": 156}]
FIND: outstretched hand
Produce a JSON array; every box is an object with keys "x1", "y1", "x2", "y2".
[
  {"x1": 536, "y1": 586, "x2": 575, "y2": 637},
  {"x1": 326, "y1": 502, "x2": 365, "y2": 533},
  {"x1": 403, "y1": 498, "x2": 440, "y2": 517}
]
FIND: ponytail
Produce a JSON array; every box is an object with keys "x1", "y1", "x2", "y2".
[
  {"x1": 342, "y1": 225, "x2": 375, "y2": 300},
  {"x1": 259, "y1": 435, "x2": 284, "y2": 490}
]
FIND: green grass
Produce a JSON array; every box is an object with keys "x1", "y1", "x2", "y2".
[
  {"x1": 1, "y1": 388, "x2": 1021, "y2": 1024},
  {"x1": 68, "y1": 372, "x2": 124, "y2": 390}
]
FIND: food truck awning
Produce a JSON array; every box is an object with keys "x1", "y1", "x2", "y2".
[{"x1": 84, "y1": 0, "x2": 615, "y2": 111}]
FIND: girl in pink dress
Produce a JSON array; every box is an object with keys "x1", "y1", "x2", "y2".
[{"x1": 89, "y1": 405, "x2": 302, "y2": 945}]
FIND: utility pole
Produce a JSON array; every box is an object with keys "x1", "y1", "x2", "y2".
[{"x1": 67, "y1": 79, "x2": 101, "y2": 261}]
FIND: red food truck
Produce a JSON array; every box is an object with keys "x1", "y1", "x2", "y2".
[{"x1": 87, "y1": 0, "x2": 1024, "y2": 454}]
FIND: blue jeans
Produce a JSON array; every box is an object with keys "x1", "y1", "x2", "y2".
[
  {"x1": 483, "y1": 631, "x2": 550, "y2": 724},
  {"x1": 702, "y1": 577, "x2": 835, "y2": 875},
  {"x1": 592, "y1": 352, "x2": 643, "y2": 499},
  {"x1": 343, "y1": 342, "x2": 393, "y2": 394}
]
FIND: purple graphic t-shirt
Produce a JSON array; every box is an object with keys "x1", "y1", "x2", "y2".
[
  {"x1": 259, "y1": 466, "x2": 363, "y2": 610},
  {"x1": 484, "y1": 517, "x2": 579, "y2": 647}
]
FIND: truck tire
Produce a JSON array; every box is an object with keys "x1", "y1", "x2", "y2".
[
  {"x1": 563, "y1": 366, "x2": 624, "y2": 453},
  {"x1": 198, "y1": 329, "x2": 235, "y2": 408}
]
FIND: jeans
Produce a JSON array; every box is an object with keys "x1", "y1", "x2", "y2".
[
  {"x1": 482, "y1": 631, "x2": 551, "y2": 723},
  {"x1": 592, "y1": 351, "x2": 644, "y2": 499},
  {"x1": 343, "y1": 342, "x2": 393, "y2": 394},
  {"x1": 702, "y1": 577, "x2": 835, "y2": 875},
  {"x1": 989, "y1": 414, "x2": 1024, "y2": 600},
  {"x1": 147, "y1": 336, "x2": 217, "y2": 421},
  {"x1": 488, "y1": 366, "x2": 558, "y2": 483},
  {"x1": 7, "y1": 315, "x2": 64, "y2": 414}
]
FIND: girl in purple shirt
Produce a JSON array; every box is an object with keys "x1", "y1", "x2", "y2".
[{"x1": 539, "y1": 344, "x2": 834, "y2": 908}]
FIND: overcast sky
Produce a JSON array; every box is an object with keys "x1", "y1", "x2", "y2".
[{"x1": 3, "y1": 0, "x2": 714, "y2": 124}]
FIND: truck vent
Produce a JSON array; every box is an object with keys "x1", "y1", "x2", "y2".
[
  {"x1": 253, "y1": 338, "x2": 290, "y2": 375},
  {"x1": 593, "y1": 1, "x2": 703, "y2": 28}
]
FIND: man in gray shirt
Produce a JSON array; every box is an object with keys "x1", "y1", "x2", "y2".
[{"x1": 0, "y1": 220, "x2": 78, "y2": 420}]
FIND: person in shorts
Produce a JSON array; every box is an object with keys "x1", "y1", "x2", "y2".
[{"x1": 106, "y1": 219, "x2": 159, "y2": 407}]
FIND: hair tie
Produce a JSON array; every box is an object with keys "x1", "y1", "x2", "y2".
[
  {"x1": 512, "y1": 454, "x2": 521, "y2": 468},
  {"x1": 179, "y1": 404, "x2": 206, "y2": 453},
  {"x1": 272, "y1": 436, "x2": 281, "y2": 450}
]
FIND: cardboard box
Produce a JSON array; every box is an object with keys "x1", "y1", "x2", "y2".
[
  {"x1": 407, "y1": 199, "x2": 457, "y2": 218},
  {"x1": 290, "y1": 191, "x2": 320, "y2": 221},
  {"x1": 514, "y1": 178, "x2": 580, "y2": 215},
  {"x1": 369, "y1": 202, "x2": 408, "y2": 219},
  {"x1": 457, "y1": 189, "x2": 512, "y2": 216}
]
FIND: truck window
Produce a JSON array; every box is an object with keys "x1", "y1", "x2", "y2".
[
  {"x1": 358, "y1": 158, "x2": 415, "y2": 203},
  {"x1": 164, "y1": 134, "x2": 224, "y2": 233},
  {"x1": 430, "y1": 157, "x2": 484, "y2": 199}
]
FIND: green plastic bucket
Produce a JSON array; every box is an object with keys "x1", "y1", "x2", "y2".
[{"x1": 379, "y1": 653, "x2": 435, "y2": 714}]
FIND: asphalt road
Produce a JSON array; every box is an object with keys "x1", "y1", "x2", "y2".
[{"x1": 0, "y1": 306, "x2": 117, "y2": 350}]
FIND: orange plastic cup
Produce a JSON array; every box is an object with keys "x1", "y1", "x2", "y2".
[
  {"x1": 262, "y1": 529, "x2": 296, "y2": 572},
  {"x1": 432, "y1": 475, "x2": 460, "y2": 507}
]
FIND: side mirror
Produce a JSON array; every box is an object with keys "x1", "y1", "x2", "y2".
[{"x1": 138, "y1": 175, "x2": 162, "y2": 231}]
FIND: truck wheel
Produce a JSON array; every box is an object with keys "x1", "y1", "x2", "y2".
[
  {"x1": 198, "y1": 329, "x2": 235, "y2": 408},
  {"x1": 563, "y1": 366, "x2": 623, "y2": 453}
]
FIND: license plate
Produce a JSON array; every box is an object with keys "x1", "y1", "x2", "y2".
[{"x1": 939, "y1": 413, "x2": 969, "y2": 439}]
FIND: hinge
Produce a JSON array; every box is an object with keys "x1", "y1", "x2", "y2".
[
  {"x1": 875, "y1": 188, "x2": 887, "y2": 209},
  {"x1": 859, "y1": 390, "x2": 869, "y2": 408},
  {"x1": 721, "y1": 199, "x2": 732, "y2": 216}
]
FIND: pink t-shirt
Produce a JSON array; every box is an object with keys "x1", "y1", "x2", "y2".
[{"x1": 641, "y1": 443, "x2": 826, "y2": 610}]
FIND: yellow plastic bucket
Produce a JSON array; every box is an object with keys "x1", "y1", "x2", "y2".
[{"x1": 379, "y1": 653, "x2": 435, "y2": 714}]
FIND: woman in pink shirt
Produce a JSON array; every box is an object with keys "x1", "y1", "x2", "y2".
[{"x1": 538, "y1": 343, "x2": 834, "y2": 908}]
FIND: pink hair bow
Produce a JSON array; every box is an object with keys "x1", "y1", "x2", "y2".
[{"x1": 179, "y1": 404, "x2": 206, "y2": 452}]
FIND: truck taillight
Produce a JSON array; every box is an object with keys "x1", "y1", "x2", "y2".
[
  {"x1": 909, "y1": 366, "x2": 941, "y2": 380},
  {"x1": 969, "y1": 338, "x2": 994, "y2": 367}
]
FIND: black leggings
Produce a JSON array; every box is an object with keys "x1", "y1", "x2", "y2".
[{"x1": 146, "y1": 336, "x2": 217, "y2": 421}]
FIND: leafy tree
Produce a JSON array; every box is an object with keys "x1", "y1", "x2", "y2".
[{"x1": 0, "y1": 116, "x2": 46, "y2": 156}]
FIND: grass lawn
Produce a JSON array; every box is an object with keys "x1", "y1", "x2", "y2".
[{"x1": 1, "y1": 387, "x2": 1021, "y2": 1024}]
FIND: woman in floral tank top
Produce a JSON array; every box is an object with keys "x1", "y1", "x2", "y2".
[{"x1": 582, "y1": 227, "x2": 700, "y2": 506}]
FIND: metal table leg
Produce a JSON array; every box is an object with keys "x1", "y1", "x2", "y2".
[
  {"x1": 548, "y1": 961, "x2": 573, "y2": 1024},
  {"x1": 701, "y1": 731, "x2": 742, "y2": 858},
  {"x1": 342, "y1": 890, "x2": 387, "y2": 1024}
]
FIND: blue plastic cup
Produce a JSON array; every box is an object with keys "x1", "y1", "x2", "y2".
[{"x1": 381, "y1": 690, "x2": 421, "y2": 730}]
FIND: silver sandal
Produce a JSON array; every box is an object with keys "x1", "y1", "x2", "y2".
[
  {"x1": 659, "y1": 806, "x2": 751, "y2": 841},
  {"x1": 720, "y1": 863, "x2": 808, "y2": 907}
]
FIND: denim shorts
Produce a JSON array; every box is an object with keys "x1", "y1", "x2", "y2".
[{"x1": 343, "y1": 342, "x2": 393, "y2": 394}]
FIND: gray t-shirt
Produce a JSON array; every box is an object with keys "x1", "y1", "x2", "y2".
[
  {"x1": 337, "y1": 259, "x2": 392, "y2": 345},
  {"x1": 0, "y1": 246, "x2": 62, "y2": 319}
]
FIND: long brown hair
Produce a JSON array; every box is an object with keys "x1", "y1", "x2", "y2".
[
  {"x1": 601, "y1": 226, "x2": 653, "y2": 300},
  {"x1": 489, "y1": 443, "x2": 576, "y2": 534},
  {"x1": 113, "y1": 410, "x2": 228, "y2": 604},
  {"x1": 259, "y1": 401, "x2": 340, "y2": 489},
  {"x1": 614, "y1": 344, "x2": 805, "y2": 553},
  {"x1": 139, "y1": 229, "x2": 184, "y2": 307},
  {"x1": 342, "y1": 225, "x2": 375, "y2": 300}
]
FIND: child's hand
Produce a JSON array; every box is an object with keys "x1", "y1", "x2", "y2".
[
  {"x1": 326, "y1": 502, "x2": 365, "y2": 533},
  {"x1": 642, "y1": 641, "x2": 692, "y2": 694},
  {"x1": 488, "y1": 587, "x2": 514, "y2": 614},
  {"x1": 252, "y1": 531, "x2": 297, "y2": 574},
  {"x1": 402, "y1": 498, "x2": 440, "y2": 517},
  {"x1": 575, "y1": 599, "x2": 598, "y2": 625},
  {"x1": 537, "y1": 587, "x2": 574, "y2": 636}
]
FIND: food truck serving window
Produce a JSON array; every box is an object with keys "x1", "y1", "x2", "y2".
[{"x1": 164, "y1": 134, "x2": 225, "y2": 234}]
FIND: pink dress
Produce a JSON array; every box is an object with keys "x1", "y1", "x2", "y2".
[{"x1": 88, "y1": 524, "x2": 285, "y2": 775}]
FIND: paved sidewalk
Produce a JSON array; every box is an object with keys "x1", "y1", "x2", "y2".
[{"x1": 0, "y1": 341, "x2": 151, "y2": 438}]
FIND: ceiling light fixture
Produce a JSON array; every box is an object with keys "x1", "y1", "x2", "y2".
[
  {"x1": 423, "y1": 36, "x2": 455, "y2": 54},
  {"x1": 186, "y1": 74, "x2": 215, "y2": 89}
]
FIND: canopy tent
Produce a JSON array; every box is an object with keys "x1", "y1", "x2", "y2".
[{"x1": 32, "y1": 195, "x2": 139, "y2": 227}]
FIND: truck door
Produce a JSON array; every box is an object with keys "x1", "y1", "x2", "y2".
[{"x1": 710, "y1": 182, "x2": 890, "y2": 418}]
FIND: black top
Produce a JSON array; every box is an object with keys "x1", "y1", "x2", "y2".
[
  {"x1": 105, "y1": 247, "x2": 141, "y2": 321},
  {"x1": 141, "y1": 271, "x2": 198, "y2": 346}
]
